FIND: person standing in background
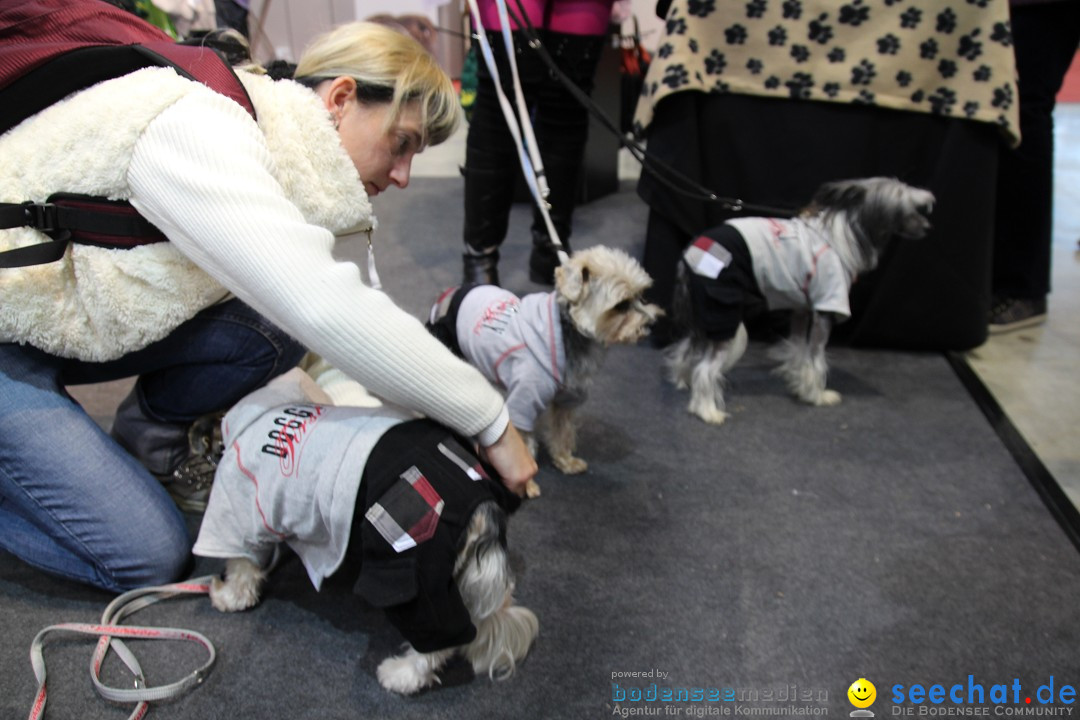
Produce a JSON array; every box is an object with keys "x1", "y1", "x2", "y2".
[
  {"x1": 460, "y1": 0, "x2": 615, "y2": 286},
  {"x1": 989, "y1": 0, "x2": 1080, "y2": 333}
]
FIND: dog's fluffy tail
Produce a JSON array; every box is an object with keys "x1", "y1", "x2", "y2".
[
  {"x1": 465, "y1": 600, "x2": 539, "y2": 681},
  {"x1": 455, "y1": 501, "x2": 539, "y2": 680}
]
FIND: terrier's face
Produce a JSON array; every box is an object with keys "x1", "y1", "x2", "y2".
[{"x1": 554, "y1": 246, "x2": 663, "y2": 345}]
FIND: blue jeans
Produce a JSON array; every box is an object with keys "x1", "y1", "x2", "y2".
[{"x1": 0, "y1": 299, "x2": 306, "y2": 592}]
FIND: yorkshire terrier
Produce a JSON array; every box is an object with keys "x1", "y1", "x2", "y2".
[
  {"x1": 427, "y1": 246, "x2": 662, "y2": 495},
  {"x1": 665, "y1": 177, "x2": 935, "y2": 424},
  {"x1": 194, "y1": 369, "x2": 538, "y2": 695}
]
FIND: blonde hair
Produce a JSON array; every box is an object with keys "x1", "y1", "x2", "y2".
[{"x1": 294, "y1": 21, "x2": 460, "y2": 147}]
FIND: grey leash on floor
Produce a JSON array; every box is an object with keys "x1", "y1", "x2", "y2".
[{"x1": 27, "y1": 577, "x2": 217, "y2": 720}]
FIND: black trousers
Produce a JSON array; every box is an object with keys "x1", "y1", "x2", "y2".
[
  {"x1": 463, "y1": 30, "x2": 606, "y2": 254},
  {"x1": 992, "y1": 0, "x2": 1080, "y2": 301}
]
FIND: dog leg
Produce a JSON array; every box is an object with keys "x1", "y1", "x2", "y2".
[
  {"x1": 772, "y1": 312, "x2": 839, "y2": 406},
  {"x1": 377, "y1": 646, "x2": 455, "y2": 695},
  {"x1": 209, "y1": 557, "x2": 266, "y2": 613},
  {"x1": 540, "y1": 404, "x2": 587, "y2": 474},
  {"x1": 518, "y1": 430, "x2": 542, "y2": 498},
  {"x1": 806, "y1": 312, "x2": 840, "y2": 405},
  {"x1": 663, "y1": 337, "x2": 695, "y2": 390},
  {"x1": 685, "y1": 329, "x2": 744, "y2": 425}
]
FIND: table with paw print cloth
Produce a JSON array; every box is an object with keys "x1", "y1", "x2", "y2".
[{"x1": 634, "y1": 0, "x2": 1019, "y2": 350}]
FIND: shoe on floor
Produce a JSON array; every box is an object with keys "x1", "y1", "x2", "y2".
[
  {"x1": 158, "y1": 412, "x2": 225, "y2": 513},
  {"x1": 988, "y1": 296, "x2": 1047, "y2": 334}
]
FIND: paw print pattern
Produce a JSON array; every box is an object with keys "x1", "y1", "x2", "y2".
[
  {"x1": 838, "y1": 0, "x2": 870, "y2": 27},
  {"x1": 786, "y1": 72, "x2": 814, "y2": 98},
  {"x1": 992, "y1": 83, "x2": 1013, "y2": 110},
  {"x1": 687, "y1": 0, "x2": 716, "y2": 18},
  {"x1": 957, "y1": 29, "x2": 983, "y2": 61},
  {"x1": 877, "y1": 33, "x2": 900, "y2": 55},
  {"x1": 725, "y1": 24, "x2": 748, "y2": 45},
  {"x1": 936, "y1": 8, "x2": 957, "y2": 34},
  {"x1": 662, "y1": 65, "x2": 689, "y2": 89},
  {"x1": 635, "y1": 0, "x2": 1019, "y2": 145},
  {"x1": 851, "y1": 58, "x2": 877, "y2": 85},
  {"x1": 746, "y1": 0, "x2": 767, "y2": 19},
  {"x1": 928, "y1": 87, "x2": 957, "y2": 114},
  {"x1": 666, "y1": 17, "x2": 687, "y2": 35},
  {"x1": 705, "y1": 50, "x2": 727, "y2": 75},
  {"x1": 900, "y1": 8, "x2": 922, "y2": 29},
  {"x1": 808, "y1": 14, "x2": 834, "y2": 45},
  {"x1": 990, "y1": 22, "x2": 1012, "y2": 47}
]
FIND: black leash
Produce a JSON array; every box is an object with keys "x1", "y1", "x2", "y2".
[{"x1": 450, "y1": 2, "x2": 797, "y2": 218}]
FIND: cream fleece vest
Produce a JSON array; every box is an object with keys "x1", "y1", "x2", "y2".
[{"x1": 0, "y1": 68, "x2": 374, "y2": 361}]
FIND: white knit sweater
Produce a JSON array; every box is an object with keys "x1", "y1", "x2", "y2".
[{"x1": 0, "y1": 68, "x2": 508, "y2": 445}]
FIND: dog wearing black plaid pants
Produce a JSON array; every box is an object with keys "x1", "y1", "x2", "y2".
[
  {"x1": 665, "y1": 177, "x2": 934, "y2": 424},
  {"x1": 193, "y1": 369, "x2": 538, "y2": 694}
]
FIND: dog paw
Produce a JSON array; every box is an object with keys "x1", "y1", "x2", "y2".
[
  {"x1": 377, "y1": 655, "x2": 438, "y2": 695},
  {"x1": 209, "y1": 575, "x2": 261, "y2": 613},
  {"x1": 814, "y1": 390, "x2": 842, "y2": 406},
  {"x1": 553, "y1": 456, "x2": 587, "y2": 474},
  {"x1": 690, "y1": 405, "x2": 729, "y2": 425},
  {"x1": 525, "y1": 479, "x2": 542, "y2": 498}
]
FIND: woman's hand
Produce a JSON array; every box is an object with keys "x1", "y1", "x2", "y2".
[{"x1": 480, "y1": 422, "x2": 538, "y2": 497}]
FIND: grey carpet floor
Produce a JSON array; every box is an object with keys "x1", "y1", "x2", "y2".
[{"x1": 2, "y1": 179, "x2": 1078, "y2": 719}]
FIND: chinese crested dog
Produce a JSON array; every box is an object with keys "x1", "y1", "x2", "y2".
[
  {"x1": 428, "y1": 246, "x2": 662, "y2": 496},
  {"x1": 665, "y1": 177, "x2": 934, "y2": 424}
]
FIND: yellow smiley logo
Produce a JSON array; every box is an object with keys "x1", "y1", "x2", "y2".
[{"x1": 848, "y1": 678, "x2": 877, "y2": 708}]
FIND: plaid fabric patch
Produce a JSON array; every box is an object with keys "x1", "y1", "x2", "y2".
[
  {"x1": 365, "y1": 466, "x2": 445, "y2": 553},
  {"x1": 437, "y1": 438, "x2": 489, "y2": 482},
  {"x1": 684, "y1": 236, "x2": 732, "y2": 279}
]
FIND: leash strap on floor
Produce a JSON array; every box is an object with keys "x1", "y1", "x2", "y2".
[{"x1": 28, "y1": 576, "x2": 217, "y2": 720}]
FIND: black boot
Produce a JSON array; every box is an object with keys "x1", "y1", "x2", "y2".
[
  {"x1": 529, "y1": 229, "x2": 569, "y2": 284},
  {"x1": 463, "y1": 250, "x2": 500, "y2": 286}
]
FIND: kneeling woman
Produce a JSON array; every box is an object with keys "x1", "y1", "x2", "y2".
[{"x1": 0, "y1": 20, "x2": 535, "y2": 592}]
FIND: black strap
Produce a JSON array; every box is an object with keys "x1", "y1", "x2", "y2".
[
  {"x1": 0, "y1": 195, "x2": 167, "y2": 268},
  {"x1": 1, "y1": 46, "x2": 166, "y2": 136},
  {"x1": 0, "y1": 236, "x2": 70, "y2": 268},
  {"x1": 0, "y1": 43, "x2": 253, "y2": 136}
]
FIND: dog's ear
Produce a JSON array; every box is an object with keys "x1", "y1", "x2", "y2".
[{"x1": 556, "y1": 260, "x2": 590, "y2": 303}]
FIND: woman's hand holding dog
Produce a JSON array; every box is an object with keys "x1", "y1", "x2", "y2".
[{"x1": 481, "y1": 423, "x2": 538, "y2": 497}]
